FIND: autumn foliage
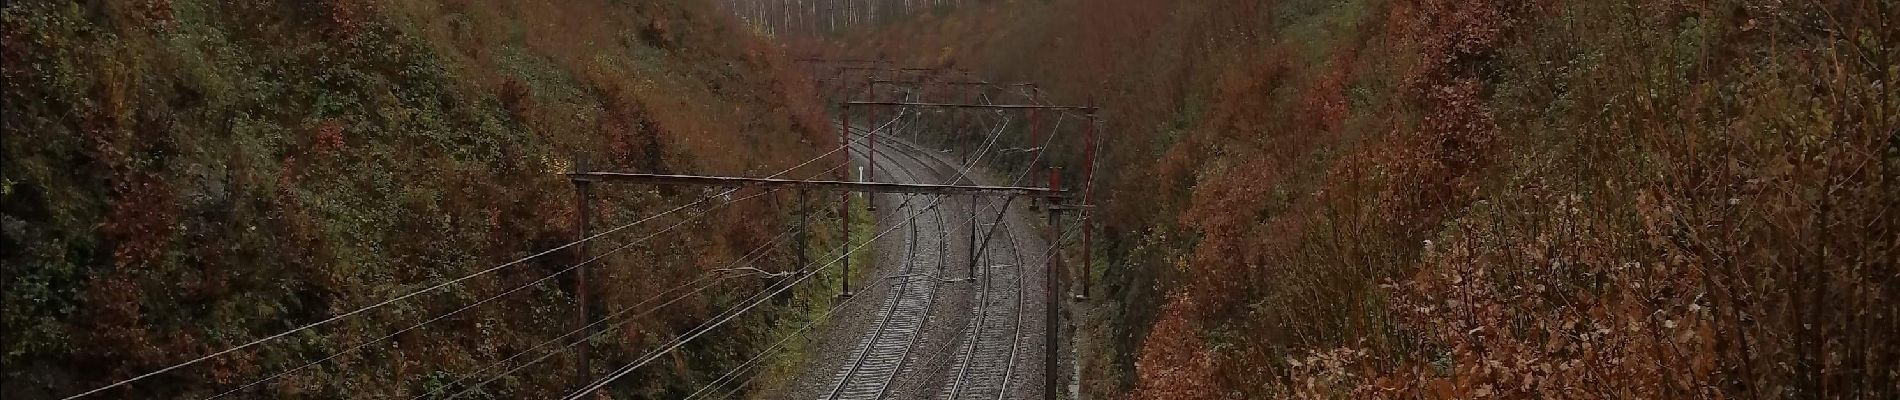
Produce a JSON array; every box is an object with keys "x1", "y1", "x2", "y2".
[
  {"x1": 823, "y1": 0, "x2": 1898, "y2": 398},
  {"x1": 3, "y1": 0, "x2": 831, "y2": 398}
]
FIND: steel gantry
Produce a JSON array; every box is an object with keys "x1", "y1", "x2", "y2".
[
  {"x1": 563, "y1": 165, "x2": 1076, "y2": 394},
  {"x1": 838, "y1": 89, "x2": 1099, "y2": 400},
  {"x1": 564, "y1": 59, "x2": 1104, "y2": 400}
]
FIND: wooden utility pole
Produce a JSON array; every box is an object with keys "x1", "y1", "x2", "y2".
[
  {"x1": 798, "y1": 189, "x2": 809, "y2": 273},
  {"x1": 571, "y1": 155, "x2": 593, "y2": 387}
]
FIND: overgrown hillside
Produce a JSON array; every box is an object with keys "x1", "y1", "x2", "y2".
[
  {"x1": 3, "y1": 0, "x2": 839, "y2": 398},
  {"x1": 822, "y1": 0, "x2": 1897, "y2": 397}
]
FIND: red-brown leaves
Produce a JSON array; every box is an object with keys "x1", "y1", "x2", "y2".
[
  {"x1": 1295, "y1": 56, "x2": 1354, "y2": 134},
  {"x1": 598, "y1": 87, "x2": 665, "y2": 172},
  {"x1": 497, "y1": 78, "x2": 537, "y2": 126},
  {"x1": 1131, "y1": 295, "x2": 1222, "y2": 400},
  {"x1": 823, "y1": 0, "x2": 1899, "y2": 398},
  {"x1": 101, "y1": 173, "x2": 178, "y2": 270},
  {"x1": 79, "y1": 273, "x2": 156, "y2": 368},
  {"x1": 135, "y1": 0, "x2": 175, "y2": 27},
  {"x1": 320, "y1": 0, "x2": 363, "y2": 39},
  {"x1": 313, "y1": 119, "x2": 346, "y2": 156},
  {"x1": 1390, "y1": 0, "x2": 1516, "y2": 87}
]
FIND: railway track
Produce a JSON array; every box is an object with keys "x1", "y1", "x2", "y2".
[
  {"x1": 846, "y1": 117, "x2": 1033, "y2": 400},
  {"x1": 912, "y1": 117, "x2": 1034, "y2": 400},
  {"x1": 941, "y1": 199, "x2": 1026, "y2": 400},
  {"x1": 823, "y1": 124, "x2": 952, "y2": 400}
]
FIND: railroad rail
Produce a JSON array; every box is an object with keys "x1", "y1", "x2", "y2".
[
  {"x1": 824, "y1": 128, "x2": 954, "y2": 400},
  {"x1": 942, "y1": 202, "x2": 1027, "y2": 400}
]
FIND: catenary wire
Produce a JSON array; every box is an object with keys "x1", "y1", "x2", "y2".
[{"x1": 59, "y1": 142, "x2": 850, "y2": 399}]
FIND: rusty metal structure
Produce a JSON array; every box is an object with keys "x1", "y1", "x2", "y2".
[{"x1": 560, "y1": 58, "x2": 1100, "y2": 400}]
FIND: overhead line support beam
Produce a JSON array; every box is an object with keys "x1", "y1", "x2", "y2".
[
  {"x1": 844, "y1": 101, "x2": 1100, "y2": 111},
  {"x1": 566, "y1": 172, "x2": 1069, "y2": 197}
]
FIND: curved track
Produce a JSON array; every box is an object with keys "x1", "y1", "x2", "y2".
[
  {"x1": 822, "y1": 121, "x2": 954, "y2": 400},
  {"x1": 837, "y1": 114, "x2": 1035, "y2": 400},
  {"x1": 853, "y1": 119, "x2": 1034, "y2": 400},
  {"x1": 785, "y1": 99, "x2": 1042, "y2": 400},
  {"x1": 941, "y1": 199, "x2": 1026, "y2": 400}
]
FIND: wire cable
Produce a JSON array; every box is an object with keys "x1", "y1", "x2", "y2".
[
  {"x1": 61, "y1": 201, "x2": 686, "y2": 399},
  {"x1": 424, "y1": 225, "x2": 801, "y2": 399},
  {"x1": 692, "y1": 71, "x2": 1059, "y2": 400},
  {"x1": 401, "y1": 223, "x2": 798, "y2": 399},
  {"x1": 209, "y1": 183, "x2": 805, "y2": 398},
  {"x1": 426, "y1": 273, "x2": 736, "y2": 400},
  {"x1": 1009, "y1": 112, "x2": 1068, "y2": 186},
  {"x1": 686, "y1": 227, "x2": 1080, "y2": 399},
  {"x1": 559, "y1": 189, "x2": 950, "y2": 399},
  {"x1": 442, "y1": 169, "x2": 861, "y2": 398},
  {"x1": 472, "y1": 128, "x2": 924, "y2": 397},
  {"x1": 60, "y1": 143, "x2": 851, "y2": 399},
  {"x1": 434, "y1": 162, "x2": 860, "y2": 398}
]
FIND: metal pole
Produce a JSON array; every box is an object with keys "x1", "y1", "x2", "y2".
[
  {"x1": 1044, "y1": 168, "x2": 1062, "y2": 400},
  {"x1": 1082, "y1": 111, "x2": 1096, "y2": 299},
  {"x1": 1029, "y1": 109, "x2": 1042, "y2": 168},
  {"x1": 965, "y1": 85, "x2": 979, "y2": 282},
  {"x1": 968, "y1": 195, "x2": 978, "y2": 281},
  {"x1": 572, "y1": 155, "x2": 593, "y2": 386},
  {"x1": 867, "y1": 73, "x2": 878, "y2": 185},
  {"x1": 841, "y1": 174, "x2": 853, "y2": 297},
  {"x1": 960, "y1": 83, "x2": 972, "y2": 165},
  {"x1": 840, "y1": 103, "x2": 851, "y2": 180},
  {"x1": 840, "y1": 103, "x2": 854, "y2": 297},
  {"x1": 798, "y1": 190, "x2": 809, "y2": 270}
]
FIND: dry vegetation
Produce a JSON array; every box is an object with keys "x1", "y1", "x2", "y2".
[
  {"x1": 820, "y1": 0, "x2": 1897, "y2": 397},
  {"x1": 3, "y1": 0, "x2": 837, "y2": 398}
]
